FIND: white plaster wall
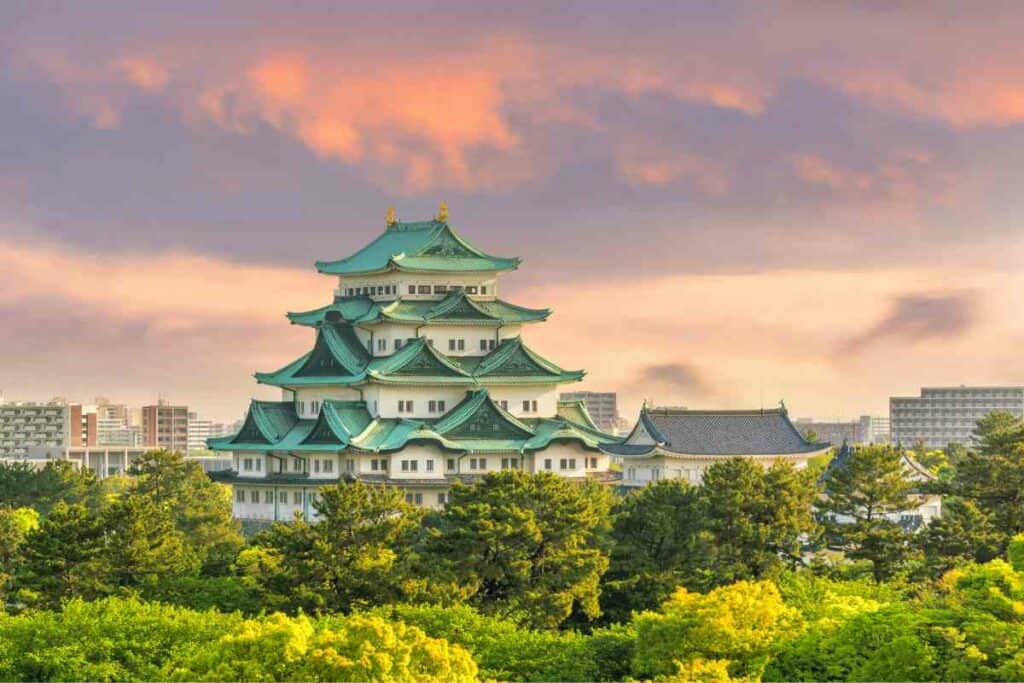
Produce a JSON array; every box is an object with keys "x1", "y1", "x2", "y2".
[
  {"x1": 336, "y1": 273, "x2": 500, "y2": 301},
  {"x1": 363, "y1": 384, "x2": 561, "y2": 420},
  {"x1": 529, "y1": 443, "x2": 605, "y2": 478},
  {"x1": 292, "y1": 387, "x2": 363, "y2": 416},
  {"x1": 387, "y1": 445, "x2": 446, "y2": 480}
]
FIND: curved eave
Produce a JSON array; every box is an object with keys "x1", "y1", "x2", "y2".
[
  {"x1": 610, "y1": 445, "x2": 833, "y2": 460},
  {"x1": 314, "y1": 258, "x2": 521, "y2": 276}
]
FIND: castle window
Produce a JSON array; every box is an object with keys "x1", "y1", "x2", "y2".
[
  {"x1": 544, "y1": 459, "x2": 552, "y2": 470},
  {"x1": 376, "y1": 338, "x2": 386, "y2": 351},
  {"x1": 457, "y1": 339, "x2": 465, "y2": 351},
  {"x1": 414, "y1": 493, "x2": 423, "y2": 505},
  {"x1": 480, "y1": 339, "x2": 487, "y2": 351},
  {"x1": 481, "y1": 286, "x2": 488, "y2": 295},
  {"x1": 408, "y1": 285, "x2": 416, "y2": 294},
  {"x1": 394, "y1": 339, "x2": 402, "y2": 350},
  {"x1": 437, "y1": 400, "x2": 446, "y2": 412},
  {"x1": 264, "y1": 490, "x2": 273, "y2": 503},
  {"x1": 437, "y1": 492, "x2": 447, "y2": 505},
  {"x1": 447, "y1": 458, "x2": 455, "y2": 470},
  {"x1": 499, "y1": 400, "x2": 508, "y2": 410},
  {"x1": 293, "y1": 491, "x2": 301, "y2": 505},
  {"x1": 418, "y1": 285, "x2": 431, "y2": 294},
  {"x1": 434, "y1": 285, "x2": 446, "y2": 294},
  {"x1": 324, "y1": 459, "x2": 334, "y2": 473},
  {"x1": 426, "y1": 459, "x2": 434, "y2": 472},
  {"x1": 448, "y1": 339, "x2": 456, "y2": 351},
  {"x1": 560, "y1": 458, "x2": 568, "y2": 470},
  {"x1": 466, "y1": 286, "x2": 478, "y2": 294},
  {"x1": 256, "y1": 459, "x2": 262, "y2": 472},
  {"x1": 314, "y1": 459, "x2": 321, "y2": 473},
  {"x1": 235, "y1": 489, "x2": 244, "y2": 502}
]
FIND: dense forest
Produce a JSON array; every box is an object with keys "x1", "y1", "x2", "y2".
[{"x1": 0, "y1": 411, "x2": 1022, "y2": 681}]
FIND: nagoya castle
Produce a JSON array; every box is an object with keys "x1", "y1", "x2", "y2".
[{"x1": 210, "y1": 204, "x2": 618, "y2": 520}]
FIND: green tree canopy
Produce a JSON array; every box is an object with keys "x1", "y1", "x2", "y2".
[
  {"x1": 601, "y1": 479, "x2": 704, "y2": 623},
  {"x1": 129, "y1": 450, "x2": 243, "y2": 574},
  {"x1": 242, "y1": 481, "x2": 421, "y2": 614},
  {"x1": 817, "y1": 445, "x2": 916, "y2": 582},
  {"x1": 699, "y1": 459, "x2": 820, "y2": 586},
  {"x1": 0, "y1": 461, "x2": 98, "y2": 515},
  {"x1": 422, "y1": 471, "x2": 613, "y2": 629}
]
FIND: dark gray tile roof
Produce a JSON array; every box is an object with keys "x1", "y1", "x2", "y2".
[{"x1": 615, "y1": 407, "x2": 829, "y2": 456}]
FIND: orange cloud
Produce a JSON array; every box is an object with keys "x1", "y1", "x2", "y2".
[
  {"x1": 618, "y1": 144, "x2": 728, "y2": 195},
  {"x1": 115, "y1": 57, "x2": 170, "y2": 92}
]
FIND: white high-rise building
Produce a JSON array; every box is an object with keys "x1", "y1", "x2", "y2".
[{"x1": 890, "y1": 386, "x2": 1024, "y2": 449}]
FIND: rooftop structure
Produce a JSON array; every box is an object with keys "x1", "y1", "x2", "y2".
[
  {"x1": 210, "y1": 207, "x2": 619, "y2": 519},
  {"x1": 603, "y1": 405, "x2": 830, "y2": 486}
]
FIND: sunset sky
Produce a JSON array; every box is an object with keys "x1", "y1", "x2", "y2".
[{"x1": 2, "y1": 2, "x2": 1023, "y2": 423}]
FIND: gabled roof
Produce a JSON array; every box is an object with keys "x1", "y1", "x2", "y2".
[
  {"x1": 256, "y1": 325, "x2": 583, "y2": 388},
  {"x1": 209, "y1": 390, "x2": 622, "y2": 455},
  {"x1": 287, "y1": 291, "x2": 550, "y2": 328},
  {"x1": 603, "y1": 406, "x2": 830, "y2": 457},
  {"x1": 315, "y1": 220, "x2": 520, "y2": 276},
  {"x1": 556, "y1": 399, "x2": 601, "y2": 432},
  {"x1": 432, "y1": 388, "x2": 534, "y2": 440}
]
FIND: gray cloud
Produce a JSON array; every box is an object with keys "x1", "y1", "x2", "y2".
[
  {"x1": 839, "y1": 290, "x2": 980, "y2": 354},
  {"x1": 633, "y1": 362, "x2": 715, "y2": 405}
]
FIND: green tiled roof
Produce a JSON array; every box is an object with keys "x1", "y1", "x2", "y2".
[
  {"x1": 255, "y1": 326, "x2": 584, "y2": 388},
  {"x1": 209, "y1": 389, "x2": 621, "y2": 455},
  {"x1": 556, "y1": 399, "x2": 601, "y2": 431},
  {"x1": 287, "y1": 290, "x2": 550, "y2": 328},
  {"x1": 315, "y1": 220, "x2": 520, "y2": 276}
]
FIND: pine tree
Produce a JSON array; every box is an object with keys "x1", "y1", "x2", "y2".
[{"x1": 817, "y1": 445, "x2": 915, "y2": 582}]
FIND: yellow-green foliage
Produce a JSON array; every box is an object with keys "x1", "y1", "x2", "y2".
[
  {"x1": 0, "y1": 598, "x2": 477, "y2": 683},
  {"x1": 632, "y1": 580, "x2": 802, "y2": 679}
]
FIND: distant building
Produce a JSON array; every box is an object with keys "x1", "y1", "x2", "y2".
[
  {"x1": 187, "y1": 412, "x2": 230, "y2": 452},
  {"x1": 142, "y1": 401, "x2": 189, "y2": 452},
  {"x1": 22, "y1": 445, "x2": 233, "y2": 479},
  {"x1": 558, "y1": 391, "x2": 622, "y2": 433},
  {"x1": 0, "y1": 399, "x2": 70, "y2": 458},
  {"x1": 858, "y1": 415, "x2": 890, "y2": 444},
  {"x1": 890, "y1": 386, "x2": 1024, "y2": 449},
  {"x1": 93, "y1": 400, "x2": 142, "y2": 446},
  {"x1": 603, "y1": 405, "x2": 830, "y2": 486}
]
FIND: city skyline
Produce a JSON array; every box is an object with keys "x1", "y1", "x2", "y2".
[{"x1": 3, "y1": 3, "x2": 1024, "y2": 422}]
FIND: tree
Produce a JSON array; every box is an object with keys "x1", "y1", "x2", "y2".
[
  {"x1": 101, "y1": 494, "x2": 197, "y2": 591},
  {"x1": 0, "y1": 508, "x2": 38, "y2": 600},
  {"x1": 601, "y1": 480, "x2": 704, "y2": 622},
  {"x1": 631, "y1": 580, "x2": 801, "y2": 680},
  {"x1": 817, "y1": 445, "x2": 916, "y2": 582},
  {"x1": 243, "y1": 481, "x2": 420, "y2": 614},
  {"x1": 15, "y1": 502, "x2": 106, "y2": 608},
  {"x1": 0, "y1": 461, "x2": 98, "y2": 515},
  {"x1": 916, "y1": 497, "x2": 1002, "y2": 578},
  {"x1": 698, "y1": 459, "x2": 820, "y2": 587},
  {"x1": 422, "y1": 471, "x2": 613, "y2": 629},
  {"x1": 129, "y1": 450, "x2": 243, "y2": 574},
  {"x1": 971, "y1": 411, "x2": 1024, "y2": 457},
  {"x1": 942, "y1": 420, "x2": 1024, "y2": 547}
]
